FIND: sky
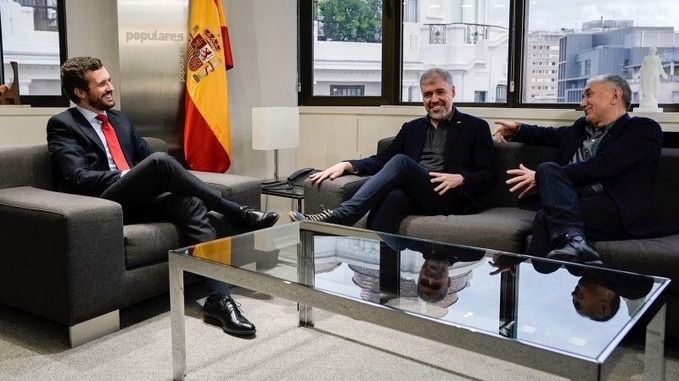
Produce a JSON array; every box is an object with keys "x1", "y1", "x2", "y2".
[{"x1": 525, "y1": 0, "x2": 679, "y2": 32}]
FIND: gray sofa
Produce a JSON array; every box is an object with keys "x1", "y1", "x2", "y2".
[
  {"x1": 0, "y1": 138, "x2": 262, "y2": 346},
  {"x1": 305, "y1": 136, "x2": 679, "y2": 337}
]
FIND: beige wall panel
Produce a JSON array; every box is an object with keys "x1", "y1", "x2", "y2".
[
  {"x1": 0, "y1": 109, "x2": 61, "y2": 147},
  {"x1": 299, "y1": 114, "x2": 358, "y2": 169},
  {"x1": 356, "y1": 116, "x2": 408, "y2": 157}
]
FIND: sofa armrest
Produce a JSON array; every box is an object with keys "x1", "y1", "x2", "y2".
[
  {"x1": 304, "y1": 175, "x2": 370, "y2": 214},
  {"x1": 0, "y1": 186, "x2": 124, "y2": 326},
  {"x1": 190, "y1": 171, "x2": 262, "y2": 209}
]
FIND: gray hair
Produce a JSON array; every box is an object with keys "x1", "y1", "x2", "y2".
[
  {"x1": 587, "y1": 74, "x2": 632, "y2": 110},
  {"x1": 420, "y1": 68, "x2": 454, "y2": 87}
]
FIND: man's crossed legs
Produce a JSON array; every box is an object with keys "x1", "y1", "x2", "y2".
[
  {"x1": 291, "y1": 154, "x2": 473, "y2": 233},
  {"x1": 101, "y1": 152, "x2": 279, "y2": 335},
  {"x1": 528, "y1": 162, "x2": 627, "y2": 265}
]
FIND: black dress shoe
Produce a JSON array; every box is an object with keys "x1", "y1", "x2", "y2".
[
  {"x1": 238, "y1": 206, "x2": 279, "y2": 230},
  {"x1": 547, "y1": 233, "x2": 603, "y2": 265},
  {"x1": 203, "y1": 295, "x2": 256, "y2": 336}
]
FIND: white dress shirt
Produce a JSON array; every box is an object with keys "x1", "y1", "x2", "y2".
[{"x1": 75, "y1": 106, "x2": 127, "y2": 175}]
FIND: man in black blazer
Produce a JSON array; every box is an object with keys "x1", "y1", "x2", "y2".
[
  {"x1": 47, "y1": 56, "x2": 279, "y2": 336},
  {"x1": 494, "y1": 74, "x2": 664, "y2": 264},
  {"x1": 290, "y1": 68, "x2": 496, "y2": 233}
]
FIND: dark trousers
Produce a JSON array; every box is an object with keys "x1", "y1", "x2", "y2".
[
  {"x1": 334, "y1": 154, "x2": 474, "y2": 233},
  {"x1": 527, "y1": 162, "x2": 627, "y2": 257},
  {"x1": 100, "y1": 152, "x2": 238, "y2": 297}
]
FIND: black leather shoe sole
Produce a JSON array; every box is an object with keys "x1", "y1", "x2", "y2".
[
  {"x1": 547, "y1": 249, "x2": 603, "y2": 266},
  {"x1": 204, "y1": 315, "x2": 256, "y2": 336}
]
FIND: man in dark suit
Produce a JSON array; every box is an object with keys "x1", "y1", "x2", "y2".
[
  {"x1": 289, "y1": 68, "x2": 496, "y2": 233},
  {"x1": 493, "y1": 74, "x2": 664, "y2": 264},
  {"x1": 47, "y1": 56, "x2": 279, "y2": 336}
]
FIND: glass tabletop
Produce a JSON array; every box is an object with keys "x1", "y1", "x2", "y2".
[{"x1": 170, "y1": 221, "x2": 669, "y2": 362}]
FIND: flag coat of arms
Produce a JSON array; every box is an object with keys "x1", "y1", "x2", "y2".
[{"x1": 184, "y1": 0, "x2": 234, "y2": 172}]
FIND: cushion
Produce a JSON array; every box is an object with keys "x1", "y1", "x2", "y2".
[
  {"x1": 124, "y1": 222, "x2": 181, "y2": 269},
  {"x1": 595, "y1": 234, "x2": 679, "y2": 294},
  {"x1": 190, "y1": 171, "x2": 261, "y2": 209},
  {"x1": 398, "y1": 207, "x2": 536, "y2": 253}
]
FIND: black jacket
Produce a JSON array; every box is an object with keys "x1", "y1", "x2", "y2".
[
  {"x1": 514, "y1": 114, "x2": 663, "y2": 238},
  {"x1": 46, "y1": 108, "x2": 154, "y2": 196},
  {"x1": 347, "y1": 108, "x2": 496, "y2": 199}
]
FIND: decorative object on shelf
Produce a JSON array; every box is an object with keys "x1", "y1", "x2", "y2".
[
  {"x1": 634, "y1": 47, "x2": 667, "y2": 113},
  {"x1": 0, "y1": 61, "x2": 21, "y2": 105},
  {"x1": 252, "y1": 106, "x2": 300, "y2": 180}
]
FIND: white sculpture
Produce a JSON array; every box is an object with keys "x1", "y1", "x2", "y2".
[{"x1": 637, "y1": 47, "x2": 668, "y2": 111}]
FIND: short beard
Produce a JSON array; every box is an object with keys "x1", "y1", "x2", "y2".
[
  {"x1": 88, "y1": 93, "x2": 115, "y2": 111},
  {"x1": 428, "y1": 109, "x2": 451, "y2": 121}
]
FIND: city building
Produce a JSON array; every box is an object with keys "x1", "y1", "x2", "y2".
[
  {"x1": 558, "y1": 20, "x2": 679, "y2": 104},
  {"x1": 523, "y1": 31, "x2": 562, "y2": 103}
]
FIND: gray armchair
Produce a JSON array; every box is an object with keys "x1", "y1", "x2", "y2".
[{"x1": 0, "y1": 138, "x2": 262, "y2": 346}]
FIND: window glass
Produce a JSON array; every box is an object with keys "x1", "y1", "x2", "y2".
[
  {"x1": 401, "y1": 0, "x2": 510, "y2": 102},
  {"x1": 1, "y1": 0, "x2": 62, "y2": 96},
  {"x1": 313, "y1": 0, "x2": 383, "y2": 96},
  {"x1": 524, "y1": 0, "x2": 679, "y2": 104}
]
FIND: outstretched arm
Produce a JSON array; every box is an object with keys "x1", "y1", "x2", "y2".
[{"x1": 493, "y1": 120, "x2": 522, "y2": 143}]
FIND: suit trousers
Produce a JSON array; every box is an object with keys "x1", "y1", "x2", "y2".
[
  {"x1": 334, "y1": 154, "x2": 474, "y2": 233},
  {"x1": 527, "y1": 162, "x2": 627, "y2": 257},
  {"x1": 100, "y1": 152, "x2": 239, "y2": 297}
]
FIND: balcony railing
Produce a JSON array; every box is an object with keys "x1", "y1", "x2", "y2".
[{"x1": 425, "y1": 22, "x2": 507, "y2": 45}]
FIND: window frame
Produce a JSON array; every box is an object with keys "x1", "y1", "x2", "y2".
[
  {"x1": 299, "y1": 0, "x2": 400, "y2": 106},
  {"x1": 0, "y1": 0, "x2": 69, "y2": 107},
  {"x1": 299, "y1": 0, "x2": 679, "y2": 111}
]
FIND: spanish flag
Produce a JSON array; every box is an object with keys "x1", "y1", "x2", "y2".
[{"x1": 184, "y1": 0, "x2": 234, "y2": 172}]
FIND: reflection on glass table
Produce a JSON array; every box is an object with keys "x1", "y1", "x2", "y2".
[{"x1": 169, "y1": 222, "x2": 669, "y2": 381}]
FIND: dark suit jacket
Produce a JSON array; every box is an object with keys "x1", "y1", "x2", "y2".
[
  {"x1": 347, "y1": 108, "x2": 496, "y2": 199},
  {"x1": 46, "y1": 108, "x2": 154, "y2": 196},
  {"x1": 514, "y1": 114, "x2": 663, "y2": 237}
]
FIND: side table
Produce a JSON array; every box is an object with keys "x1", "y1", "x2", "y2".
[{"x1": 261, "y1": 182, "x2": 304, "y2": 211}]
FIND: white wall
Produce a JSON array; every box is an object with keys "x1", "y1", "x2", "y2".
[
  {"x1": 298, "y1": 106, "x2": 679, "y2": 169},
  {"x1": 224, "y1": 0, "x2": 298, "y2": 178}
]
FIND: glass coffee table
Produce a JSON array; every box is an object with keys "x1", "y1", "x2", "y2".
[{"x1": 169, "y1": 222, "x2": 670, "y2": 380}]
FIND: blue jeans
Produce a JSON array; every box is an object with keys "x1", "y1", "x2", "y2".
[
  {"x1": 333, "y1": 154, "x2": 474, "y2": 233},
  {"x1": 527, "y1": 162, "x2": 626, "y2": 257}
]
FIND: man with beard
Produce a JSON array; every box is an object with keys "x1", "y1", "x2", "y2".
[
  {"x1": 290, "y1": 68, "x2": 496, "y2": 233},
  {"x1": 47, "y1": 56, "x2": 279, "y2": 336}
]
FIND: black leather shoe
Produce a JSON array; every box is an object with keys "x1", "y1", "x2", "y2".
[
  {"x1": 203, "y1": 295, "x2": 256, "y2": 336},
  {"x1": 238, "y1": 206, "x2": 279, "y2": 230},
  {"x1": 547, "y1": 233, "x2": 603, "y2": 265}
]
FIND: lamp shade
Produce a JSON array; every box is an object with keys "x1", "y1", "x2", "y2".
[{"x1": 251, "y1": 106, "x2": 300, "y2": 150}]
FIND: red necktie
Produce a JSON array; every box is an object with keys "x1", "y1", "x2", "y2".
[{"x1": 96, "y1": 114, "x2": 130, "y2": 171}]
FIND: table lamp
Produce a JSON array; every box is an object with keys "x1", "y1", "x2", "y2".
[{"x1": 252, "y1": 106, "x2": 300, "y2": 180}]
